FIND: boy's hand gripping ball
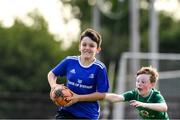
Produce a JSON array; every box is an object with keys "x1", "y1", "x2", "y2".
[{"x1": 50, "y1": 85, "x2": 73, "y2": 106}]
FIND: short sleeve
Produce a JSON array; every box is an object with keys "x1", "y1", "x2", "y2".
[
  {"x1": 96, "y1": 67, "x2": 109, "y2": 93},
  {"x1": 122, "y1": 89, "x2": 137, "y2": 101},
  {"x1": 153, "y1": 92, "x2": 166, "y2": 103},
  {"x1": 52, "y1": 57, "x2": 68, "y2": 76}
]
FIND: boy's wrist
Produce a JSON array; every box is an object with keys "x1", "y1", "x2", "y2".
[
  {"x1": 142, "y1": 103, "x2": 147, "y2": 108},
  {"x1": 51, "y1": 84, "x2": 57, "y2": 90}
]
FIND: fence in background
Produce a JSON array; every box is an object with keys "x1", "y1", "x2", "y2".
[
  {"x1": 0, "y1": 92, "x2": 179, "y2": 119},
  {"x1": 0, "y1": 92, "x2": 56, "y2": 118}
]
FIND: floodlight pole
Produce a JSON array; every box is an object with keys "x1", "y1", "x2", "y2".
[
  {"x1": 129, "y1": 0, "x2": 140, "y2": 78},
  {"x1": 149, "y1": 0, "x2": 159, "y2": 69},
  {"x1": 92, "y1": 3, "x2": 100, "y2": 32},
  {"x1": 92, "y1": 2, "x2": 101, "y2": 60}
]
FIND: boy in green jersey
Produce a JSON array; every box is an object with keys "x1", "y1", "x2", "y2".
[{"x1": 104, "y1": 66, "x2": 169, "y2": 119}]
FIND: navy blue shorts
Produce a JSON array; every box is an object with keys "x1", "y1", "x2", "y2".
[{"x1": 55, "y1": 109, "x2": 89, "y2": 119}]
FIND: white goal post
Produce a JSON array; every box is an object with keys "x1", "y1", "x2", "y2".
[{"x1": 113, "y1": 52, "x2": 180, "y2": 119}]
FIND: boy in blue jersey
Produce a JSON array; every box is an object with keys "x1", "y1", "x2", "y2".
[
  {"x1": 48, "y1": 28, "x2": 109, "y2": 119},
  {"x1": 104, "y1": 66, "x2": 169, "y2": 119}
]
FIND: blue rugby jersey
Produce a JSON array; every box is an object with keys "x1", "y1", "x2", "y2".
[{"x1": 52, "y1": 56, "x2": 109, "y2": 119}]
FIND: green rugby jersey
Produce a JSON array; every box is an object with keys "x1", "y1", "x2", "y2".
[{"x1": 122, "y1": 89, "x2": 169, "y2": 119}]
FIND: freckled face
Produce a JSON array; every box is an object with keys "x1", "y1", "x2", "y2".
[
  {"x1": 136, "y1": 74, "x2": 154, "y2": 96},
  {"x1": 79, "y1": 37, "x2": 100, "y2": 59}
]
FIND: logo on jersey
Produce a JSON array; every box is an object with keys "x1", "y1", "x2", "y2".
[
  {"x1": 78, "y1": 79, "x2": 82, "y2": 84},
  {"x1": 70, "y1": 69, "x2": 76, "y2": 74},
  {"x1": 140, "y1": 110, "x2": 149, "y2": 117},
  {"x1": 89, "y1": 74, "x2": 94, "y2": 79},
  {"x1": 68, "y1": 79, "x2": 93, "y2": 89}
]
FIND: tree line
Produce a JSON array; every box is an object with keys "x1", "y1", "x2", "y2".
[{"x1": 1, "y1": 1, "x2": 180, "y2": 93}]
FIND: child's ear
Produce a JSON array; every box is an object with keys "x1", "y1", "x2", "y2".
[
  {"x1": 96, "y1": 47, "x2": 101, "y2": 53},
  {"x1": 151, "y1": 82, "x2": 156, "y2": 88},
  {"x1": 79, "y1": 44, "x2": 81, "y2": 51}
]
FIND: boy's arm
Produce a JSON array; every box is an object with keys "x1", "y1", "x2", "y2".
[
  {"x1": 48, "y1": 71, "x2": 58, "y2": 89},
  {"x1": 104, "y1": 93, "x2": 125, "y2": 102},
  {"x1": 130, "y1": 100, "x2": 168, "y2": 112}
]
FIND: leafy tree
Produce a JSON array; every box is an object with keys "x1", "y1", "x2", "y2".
[
  {"x1": 159, "y1": 13, "x2": 180, "y2": 53},
  {"x1": 0, "y1": 12, "x2": 69, "y2": 93}
]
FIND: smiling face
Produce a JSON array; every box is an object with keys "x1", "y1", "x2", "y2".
[
  {"x1": 136, "y1": 74, "x2": 155, "y2": 97},
  {"x1": 79, "y1": 37, "x2": 100, "y2": 60}
]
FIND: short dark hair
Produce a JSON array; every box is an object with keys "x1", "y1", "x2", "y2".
[
  {"x1": 136, "y1": 66, "x2": 159, "y2": 83},
  {"x1": 80, "y1": 28, "x2": 102, "y2": 48}
]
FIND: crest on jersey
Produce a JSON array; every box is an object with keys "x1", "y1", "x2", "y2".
[
  {"x1": 89, "y1": 74, "x2": 94, "y2": 79},
  {"x1": 78, "y1": 79, "x2": 82, "y2": 84},
  {"x1": 140, "y1": 110, "x2": 149, "y2": 117},
  {"x1": 70, "y1": 69, "x2": 76, "y2": 74}
]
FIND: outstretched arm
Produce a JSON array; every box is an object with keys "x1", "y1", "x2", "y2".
[
  {"x1": 104, "y1": 93, "x2": 125, "y2": 102},
  {"x1": 65, "y1": 92, "x2": 124, "y2": 107},
  {"x1": 64, "y1": 92, "x2": 105, "y2": 106},
  {"x1": 130, "y1": 100, "x2": 168, "y2": 112}
]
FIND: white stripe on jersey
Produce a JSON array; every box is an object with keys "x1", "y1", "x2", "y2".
[
  {"x1": 66, "y1": 56, "x2": 105, "y2": 69},
  {"x1": 66, "y1": 56, "x2": 78, "y2": 60},
  {"x1": 94, "y1": 60, "x2": 105, "y2": 69}
]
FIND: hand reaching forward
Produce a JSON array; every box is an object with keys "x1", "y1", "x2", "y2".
[
  {"x1": 129, "y1": 100, "x2": 168, "y2": 112},
  {"x1": 129, "y1": 100, "x2": 145, "y2": 108}
]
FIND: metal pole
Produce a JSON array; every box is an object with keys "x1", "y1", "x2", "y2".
[
  {"x1": 149, "y1": 0, "x2": 159, "y2": 69},
  {"x1": 129, "y1": 0, "x2": 140, "y2": 79},
  {"x1": 92, "y1": 3, "x2": 101, "y2": 60},
  {"x1": 92, "y1": 3, "x2": 100, "y2": 32}
]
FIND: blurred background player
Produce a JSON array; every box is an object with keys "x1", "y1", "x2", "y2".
[
  {"x1": 47, "y1": 28, "x2": 109, "y2": 119},
  {"x1": 104, "y1": 66, "x2": 169, "y2": 119}
]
